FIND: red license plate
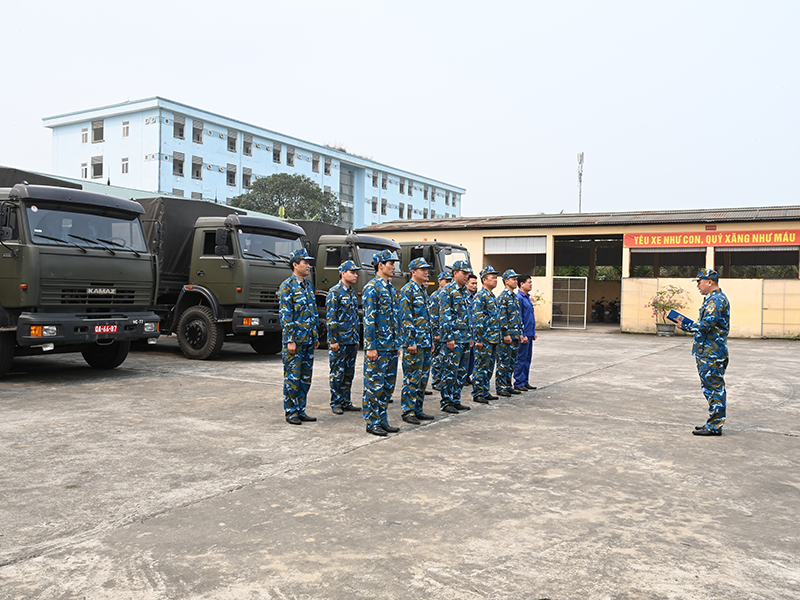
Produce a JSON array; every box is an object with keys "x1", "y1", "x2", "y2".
[{"x1": 94, "y1": 324, "x2": 118, "y2": 334}]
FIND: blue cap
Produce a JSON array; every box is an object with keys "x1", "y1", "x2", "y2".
[
  {"x1": 338, "y1": 260, "x2": 361, "y2": 273},
  {"x1": 408, "y1": 257, "x2": 431, "y2": 271},
  {"x1": 452, "y1": 260, "x2": 473, "y2": 273},
  {"x1": 372, "y1": 249, "x2": 396, "y2": 265},
  {"x1": 693, "y1": 268, "x2": 719, "y2": 282},
  {"x1": 289, "y1": 248, "x2": 314, "y2": 264},
  {"x1": 502, "y1": 269, "x2": 519, "y2": 280},
  {"x1": 438, "y1": 271, "x2": 453, "y2": 281},
  {"x1": 480, "y1": 265, "x2": 499, "y2": 278}
]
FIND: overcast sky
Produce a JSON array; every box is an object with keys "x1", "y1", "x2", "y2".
[{"x1": 1, "y1": 1, "x2": 797, "y2": 216}]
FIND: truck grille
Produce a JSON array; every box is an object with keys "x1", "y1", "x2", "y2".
[
  {"x1": 247, "y1": 287, "x2": 279, "y2": 309},
  {"x1": 40, "y1": 280, "x2": 151, "y2": 308}
]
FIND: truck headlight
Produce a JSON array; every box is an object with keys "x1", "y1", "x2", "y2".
[
  {"x1": 144, "y1": 322, "x2": 159, "y2": 333},
  {"x1": 243, "y1": 317, "x2": 260, "y2": 327},
  {"x1": 43, "y1": 325, "x2": 58, "y2": 337}
]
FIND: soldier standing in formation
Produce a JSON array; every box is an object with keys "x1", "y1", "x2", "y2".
[
  {"x1": 399, "y1": 258, "x2": 436, "y2": 425},
  {"x1": 472, "y1": 266, "x2": 501, "y2": 404},
  {"x1": 362, "y1": 250, "x2": 401, "y2": 436},
  {"x1": 278, "y1": 248, "x2": 320, "y2": 425},
  {"x1": 464, "y1": 272, "x2": 478, "y2": 385},
  {"x1": 438, "y1": 260, "x2": 474, "y2": 413},
  {"x1": 496, "y1": 269, "x2": 523, "y2": 397},
  {"x1": 429, "y1": 271, "x2": 452, "y2": 392},
  {"x1": 325, "y1": 260, "x2": 363, "y2": 415}
]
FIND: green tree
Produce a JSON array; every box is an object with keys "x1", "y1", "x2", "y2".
[{"x1": 230, "y1": 173, "x2": 341, "y2": 224}]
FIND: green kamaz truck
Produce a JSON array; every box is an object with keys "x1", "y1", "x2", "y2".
[
  {"x1": 0, "y1": 184, "x2": 161, "y2": 378},
  {"x1": 140, "y1": 197, "x2": 306, "y2": 360},
  {"x1": 399, "y1": 240, "x2": 472, "y2": 292}
]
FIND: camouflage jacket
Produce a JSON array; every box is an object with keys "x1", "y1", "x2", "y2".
[
  {"x1": 473, "y1": 287, "x2": 501, "y2": 344},
  {"x1": 440, "y1": 281, "x2": 473, "y2": 344},
  {"x1": 681, "y1": 288, "x2": 730, "y2": 359},
  {"x1": 429, "y1": 287, "x2": 445, "y2": 337},
  {"x1": 279, "y1": 275, "x2": 319, "y2": 344},
  {"x1": 498, "y1": 288, "x2": 522, "y2": 340},
  {"x1": 325, "y1": 281, "x2": 360, "y2": 346},
  {"x1": 362, "y1": 276, "x2": 400, "y2": 351},
  {"x1": 400, "y1": 280, "x2": 432, "y2": 349}
]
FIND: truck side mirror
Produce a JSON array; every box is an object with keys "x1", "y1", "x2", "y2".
[
  {"x1": 0, "y1": 226, "x2": 11, "y2": 241},
  {"x1": 0, "y1": 202, "x2": 6, "y2": 227},
  {"x1": 215, "y1": 228, "x2": 229, "y2": 255}
]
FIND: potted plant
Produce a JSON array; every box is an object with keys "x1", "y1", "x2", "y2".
[{"x1": 645, "y1": 285, "x2": 690, "y2": 336}]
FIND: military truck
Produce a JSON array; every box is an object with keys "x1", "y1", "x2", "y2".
[
  {"x1": 0, "y1": 184, "x2": 161, "y2": 378},
  {"x1": 140, "y1": 197, "x2": 306, "y2": 359},
  {"x1": 399, "y1": 240, "x2": 472, "y2": 293}
]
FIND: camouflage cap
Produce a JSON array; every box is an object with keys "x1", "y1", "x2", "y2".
[
  {"x1": 438, "y1": 271, "x2": 453, "y2": 281},
  {"x1": 451, "y1": 260, "x2": 473, "y2": 273},
  {"x1": 408, "y1": 257, "x2": 431, "y2": 271},
  {"x1": 289, "y1": 248, "x2": 314, "y2": 264},
  {"x1": 692, "y1": 268, "x2": 719, "y2": 282},
  {"x1": 338, "y1": 260, "x2": 361, "y2": 273},
  {"x1": 502, "y1": 269, "x2": 520, "y2": 280},
  {"x1": 480, "y1": 265, "x2": 499, "y2": 278},
  {"x1": 372, "y1": 249, "x2": 396, "y2": 265}
]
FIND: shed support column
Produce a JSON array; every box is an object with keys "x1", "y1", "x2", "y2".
[
  {"x1": 706, "y1": 246, "x2": 715, "y2": 270},
  {"x1": 622, "y1": 247, "x2": 631, "y2": 278}
]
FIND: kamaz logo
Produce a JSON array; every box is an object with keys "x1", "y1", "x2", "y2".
[{"x1": 86, "y1": 288, "x2": 116, "y2": 295}]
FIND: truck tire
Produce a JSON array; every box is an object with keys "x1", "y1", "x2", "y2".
[
  {"x1": 81, "y1": 340, "x2": 131, "y2": 370},
  {"x1": 177, "y1": 305, "x2": 225, "y2": 360},
  {"x1": 0, "y1": 331, "x2": 15, "y2": 378},
  {"x1": 249, "y1": 334, "x2": 282, "y2": 355}
]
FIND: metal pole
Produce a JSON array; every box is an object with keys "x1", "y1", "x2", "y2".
[{"x1": 577, "y1": 152, "x2": 584, "y2": 213}]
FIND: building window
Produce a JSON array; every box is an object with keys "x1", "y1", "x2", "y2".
[
  {"x1": 191, "y1": 192, "x2": 203, "y2": 200},
  {"x1": 91, "y1": 156, "x2": 103, "y2": 179},
  {"x1": 173, "y1": 152, "x2": 185, "y2": 177},
  {"x1": 324, "y1": 185, "x2": 331, "y2": 194},
  {"x1": 372, "y1": 172, "x2": 378, "y2": 187},
  {"x1": 80, "y1": 163, "x2": 88, "y2": 178},
  {"x1": 431, "y1": 209, "x2": 436, "y2": 218},
  {"x1": 324, "y1": 157, "x2": 331, "y2": 175},
  {"x1": 242, "y1": 167, "x2": 252, "y2": 189},
  {"x1": 453, "y1": 194, "x2": 458, "y2": 207},
  {"x1": 381, "y1": 173, "x2": 388, "y2": 190},
  {"x1": 423, "y1": 208, "x2": 429, "y2": 219},
  {"x1": 287, "y1": 147, "x2": 295, "y2": 167},
  {"x1": 192, "y1": 156, "x2": 203, "y2": 180},
  {"x1": 408, "y1": 181, "x2": 414, "y2": 197},
  {"x1": 243, "y1": 135, "x2": 253, "y2": 156},
  {"x1": 227, "y1": 164, "x2": 236, "y2": 186},
  {"x1": 381, "y1": 198, "x2": 387, "y2": 215},
  {"x1": 407, "y1": 204, "x2": 413, "y2": 219},
  {"x1": 122, "y1": 121, "x2": 130, "y2": 138},
  {"x1": 273, "y1": 143, "x2": 282, "y2": 164},
  {"x1": 399, "y1": 179, "x2": 405, "y2": 194},
  {"x1": 371, "y1": 197, "x2": 378, "y2": 214},
  {"x1": 431, "y1": 187, "x2": 436, "y2": 202},
  {"x1": 445, "y1": 191, "x2": 450, "y2": 206},
  {"x1": 312, "y1": 154, "x2": 320, "y2": 173},
  {"x1": 81, "y1": 128, "x2": 88, "y2": 144},
  {"x1": 121, "y1": 157, "x2": 129, "y2": 174},
  {"x1": 91, "y1": 120, "x2": 104, "y2": 143},
  {"x1": 399, "y1": 202, "x2": 405, "y2": 218},
  {"x1": 424, "y1": 185, "x2": 429, "y2": 201},
  {"x1": 227, "y1": 130, "x2": 238, "y2": 153},
  {"x1": 172, "y1": 189, "x2": 184, "y2": 197},
  {"x1": 192, "y1": 120, "x2": 204, "y2": 144},
  {"x1": 173, "y1": 115, "x2": 185, "y2": 139}
]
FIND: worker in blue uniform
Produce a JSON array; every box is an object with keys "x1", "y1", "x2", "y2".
[
  {"x1": 513, "y1": 273, "x2": 537, "y2": 392},
  {"x1": 278, "y1": 248, "x2": 319, "y2": 425},
  {"x1": 670, "y1": 268, "x2": 730, "y2": 436},
  {"x1": 326, "y1": 260, "x2": 363, "y2": 415}
]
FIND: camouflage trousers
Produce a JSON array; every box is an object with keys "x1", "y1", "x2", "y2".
[
  {"x1": 496, "y1": 339, "x2": 520, "y2": 393},
  {"x1": 401, "y1": 347, "x2": 433, "y2": 417},
  {"x1": 472, "y1": 342, "x2": 498, "y2": 399},
  {"x1": 440, "y1": 342, "x2": 471, "y2": 408},
  {"x1": 696, "y1": 355, "x2": 728, "y2": 432},
  {"x1": 282, "y1": 343, "x2": 315, "y2": 419},
  {"x1": 363, "y1": 350, "x2": 399, "y2": 429},
  {"x1": 430, "y1": 341, "x2": 444, "y2": 388},
  {"x1": 329, "y1": 343, "x2": 358, "y2": 408}
]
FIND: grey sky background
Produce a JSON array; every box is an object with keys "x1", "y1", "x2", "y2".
[{"x1": 1, "y1": 1, "x2": 797, "y2": 217}]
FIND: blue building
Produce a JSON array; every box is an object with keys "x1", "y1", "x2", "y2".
[{"x1": 43, "y1": 97, "x2": 465, "y2": 230}]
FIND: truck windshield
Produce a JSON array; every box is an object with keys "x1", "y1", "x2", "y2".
[
  {"x1": 236, "y1": 227, "x2": 302, "y2": 261},
  {"x1": 357, "y1": 245, "x2": 402, "y2": 271},
  {"x1": 439, "y1": 247, "x2": 470, "y2": 270},
  {"x1": 26, "y1": 203, "x2": 147, "y2": 252}
]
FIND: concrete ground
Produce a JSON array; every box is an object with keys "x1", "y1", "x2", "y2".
[{"x1": 0, "y1": 329, "x2": 798, "y2": 600}]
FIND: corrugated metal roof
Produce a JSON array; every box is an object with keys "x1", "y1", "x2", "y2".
[{"x1": 359, "y1": 205, "x2": 800, "y2": 233}]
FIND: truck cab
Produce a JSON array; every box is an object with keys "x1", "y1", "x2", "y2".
[{"x1": 400, "y1": 240, "x2": 472, "y2": 294}]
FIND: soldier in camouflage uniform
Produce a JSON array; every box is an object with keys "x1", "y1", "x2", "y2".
[
  {"x1": 399, "y1": 257, "x2": 436, "y2": 425},
  {"x1": 496, "y1": 269, "x2": 522, "y2": 397},
  {"x1": 362, "y1": 249, "x2": 401, "y2": 436},
  {"x1": 671, "y1": 268, "x2": 731, "y2": 436},
  {"x1": 472, "y1": 265, "x2": 501, "y2": 403},
  {"x1": 429, "y1": 271, "x2": 452, "y2": 391},
  {"x1": 326, "y1": 260, "x2": 363, "y2": 415},
  {"x1": 278, "y1": 248, "x2": 320, "y2": 425},
  {"x1": 439, "y1": 260, "x2": 474, "y2": 413}
]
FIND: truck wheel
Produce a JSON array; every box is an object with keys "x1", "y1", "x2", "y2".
[
  {"x1": 177, "y1": 305, "x2": 225, "y2": 360},
  {"x1": 81, "y1": 340, "x2": 131, "y2": 370},
  {"x1": 0, "y1": 332, "x2": 15, "y2": 378},
  {"x1": 249, "y1": 334, "x2": 282, "y2": 355}
]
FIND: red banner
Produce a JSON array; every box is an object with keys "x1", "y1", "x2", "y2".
[{"x1": 623, "y1": 230, "x2": 800, "y2": 248}]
